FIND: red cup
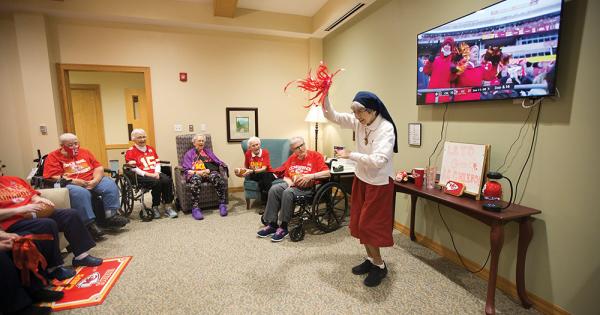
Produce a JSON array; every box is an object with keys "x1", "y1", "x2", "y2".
[{"x1": 412, "y1": 168, "x2": 425, "y2": 187}]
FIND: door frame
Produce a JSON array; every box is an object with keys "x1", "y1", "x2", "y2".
[
  {"x1": 69, "y1": 83, "x2": 108, "y2": 166},
  {"x1": 56, "y1": 64, "x2": 156, "y2": 148}
]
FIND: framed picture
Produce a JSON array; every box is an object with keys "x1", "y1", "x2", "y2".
[{"x1": 226, "y1": 107, "x2": 258, "y2": 142}]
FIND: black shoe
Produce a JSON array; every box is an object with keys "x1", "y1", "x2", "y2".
[
  {"x1": 87, "y1": 222, "x2": 106, "y2": 241},
  {"x1": 47, "y1": 266, "x2": 76, "y2": 281},
  {"x1": 352, "y1": 259, "x2": 374, "y2": 275},
  {"x1": 364, "y1": 263, "x2": 388, "y2": 287},
  {"x1": 30, "y1": 288, "x2": 64, "y2": 302},
  {"x1": 13, "y1": 305, "x2": 52, "y2": 315},
  {"x1": 100, "y1": 214, "x2": 129, "y2": 228},
  {"x1": 72, "y1": 255, "x2": 103, "y2": 267}
]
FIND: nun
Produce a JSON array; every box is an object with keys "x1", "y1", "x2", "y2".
[{"x1": 324, "y1": 91, "x2": 397, "y2": 287}]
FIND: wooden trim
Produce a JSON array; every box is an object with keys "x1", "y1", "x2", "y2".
[
  {"x1": 105, "y1": 144, "x2": 131, "y2": 150},
  {"x1": 393, "y1": 221, "x2": 570, "y2": 315},
  {"x1": 229, "y1": 186, "x2": 244, "y2": 193},
  {"x1": 55, "y1": 63, "x2": 156, "y2": 148}
]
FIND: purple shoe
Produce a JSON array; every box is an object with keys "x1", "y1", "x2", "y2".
[
  {"x1": 219, "y1": 203, "x2": 228, "y2": 217},
  {"x1": 192, "y1": 207, "x2": 204, "y2": 220}
]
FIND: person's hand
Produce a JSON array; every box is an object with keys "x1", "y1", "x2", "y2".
[
  {"x1": 70, "y1": 178, "x2": 88, "y2": 187},
  {"x1": 242, "y1": 169, "x2": 253, "y2": 178},
  {"x1": 295, "y1": 174, "x2": 314, "y2": 188},
  {"x1": 187, "y1": 170, "x2": 195, "y2": 175},
  {"x1": 334, "y1": 148, "x2": 350, "y2": 159},
  {"x1": 31, "y1": 195, "x2": 55, "y2": 208},
  {"x1": 0, "y1": 239, "x2": 13, "y2": 251},
  {"x1": 0, "y1": 230, "x2": 19, "y2": 240},
  {"x1": 85, "y1": 179, "x2": 100, "y2": 190},
  {"x1": 17, "y1": 203, "x2": 44, "y2": 216}
]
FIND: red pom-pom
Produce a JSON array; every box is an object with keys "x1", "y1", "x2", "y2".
[{"x1": 284, "y1": 61, "x2": 343, "y2": 108}]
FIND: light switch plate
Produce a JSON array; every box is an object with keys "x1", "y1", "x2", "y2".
[
  {"x1": 174, "y1": 124, "x2": 183, "y2": 132},
  {"x1": 40, "y1": 125, "x2": 48, "y2": 135}
]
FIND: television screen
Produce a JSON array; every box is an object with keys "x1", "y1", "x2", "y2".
[{"x1": 417, "y1": 0, "x2": 563, "y2": 105}]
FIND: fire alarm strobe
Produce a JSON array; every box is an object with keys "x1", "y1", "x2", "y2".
[{"x1": 179, "y1": 72, "x2": 187, "y2": 82}]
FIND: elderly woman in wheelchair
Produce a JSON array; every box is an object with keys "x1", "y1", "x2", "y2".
[
  {"x1": 181, "y1": 134, "x2": 228, "y2": 220},
  {"x1": 256, "y1": 136, "x2": 336, "y2": 242},
  {"x1": 124, "y1": 129, "x2": 177, "y2": 219}
]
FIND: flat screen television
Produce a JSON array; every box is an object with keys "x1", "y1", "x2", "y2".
[{"x1": 417, "y1": 0, "x2": 563, "y2": 105}]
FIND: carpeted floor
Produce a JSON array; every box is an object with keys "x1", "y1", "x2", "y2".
[{"x1": 60, "y1": 192, "x2": 539, "y2": 315}]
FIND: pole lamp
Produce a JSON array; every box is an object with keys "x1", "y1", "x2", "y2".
[{"x1": 304, "y1": 105, "x2": 327, "y2": 152}]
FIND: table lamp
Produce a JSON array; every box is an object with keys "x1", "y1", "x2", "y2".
[
  {"x1": 482, "y1": 171, "x2": 514, "y2": 212},
  {"x1": 304, "y1": 104, "x2": 327, "y2": 152}
]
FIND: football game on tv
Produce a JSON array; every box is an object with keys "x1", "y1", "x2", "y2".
[{"x1": 417, "y1": 0, "x2": 563, "y2": 105}]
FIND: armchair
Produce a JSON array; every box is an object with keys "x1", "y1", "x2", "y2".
[
  {"x1": 240, "y1": 138, "x2": 290, "y2": 209},
  {"x1": 38, "y1": 188, "x2": 70, "y2": 250},
  {"x1": 174, "y1": 134, "x2": 229, "y2": 213}
]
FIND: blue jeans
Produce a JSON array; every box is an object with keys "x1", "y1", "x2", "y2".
[{"x1": 67, "y1": 176, "x2": 120, "y2": 223}]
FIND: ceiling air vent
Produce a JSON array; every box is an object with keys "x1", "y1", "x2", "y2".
[{"x1": 324, "y1": 3, "x2": 365, "y2": 32}]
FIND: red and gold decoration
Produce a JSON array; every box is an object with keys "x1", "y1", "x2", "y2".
[
  {"x1": 284, "y1": 61, "x2": 343, "y2": 108},
  {"x1": 443, "y1": 180, "x2": 466, "y2": 196}
]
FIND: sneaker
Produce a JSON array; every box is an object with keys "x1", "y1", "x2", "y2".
[
  {"x1": 47, "y1": 266, "x2": 76, "y2": 281},
  {"x1": 352, "y1": 259, "x2": 374, "y2": 275},
  {"x1": 271, "y1": 227, "x2": 288, "y2": 242},
  {"x1": 192, "y1": 207, "x2": 203, "y2": 220},
  {"x1": 256, "y1": 225, "x2": 276, "y2": 238},
  {"x1": 152, "y1": 206, "x2": 161, "y2": 219},
  {"x1": 72, "y1": 255, "x2": 103, "y2": 267},
  {"x1": 165, "y1": 206, "x2": 178, "y2": 218},
  {"x1": 364, "y1": 263, "x2": 388, "y2": 287},
  {"x1": 30, "y1": 288, "x2": 64, "y2": 302},
  {"x1": 219, "y1": 203, "x2": 228, "y2": 217}
]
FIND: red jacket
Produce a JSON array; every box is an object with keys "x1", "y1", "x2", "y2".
[{"x1": 423, "y1": 54, "x2": 456, "y2": 104}]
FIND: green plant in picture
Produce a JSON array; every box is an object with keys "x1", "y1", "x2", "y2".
[{"x1": 236, "y1": 117, "x2": 249, "y2": 133}]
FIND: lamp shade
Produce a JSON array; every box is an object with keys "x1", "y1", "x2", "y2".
[{"x1": 304, "y1": 105, "x2": 327, "y2": 123}]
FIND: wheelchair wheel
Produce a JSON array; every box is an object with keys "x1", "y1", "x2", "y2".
[
  {"x1": 311, "y1": 182, "x2": 348, "y2": 233},
  {"x1": 116, "y1": 175, "x2": 134, "y2": 217},
  {"x1": 290, "y1": 225, "x2": 305, "y2": 242}
]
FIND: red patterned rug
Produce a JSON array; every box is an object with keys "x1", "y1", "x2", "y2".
[{"x1": 43, "y1": 256, "x2": 132, "y2": 311}]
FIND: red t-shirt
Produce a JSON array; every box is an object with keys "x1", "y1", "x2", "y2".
[
  {"x1": 281, "y1": 150, "x2": 329, "y2": 179},
  {"x1": 244, "y1": 149, "x2": 272, "y2": 172},
  {"x1": 0, "y1": 176, "x2": 40, "y2": 230},
  {"x1": 125, "y1": 145, "x2": 159, "y2": 173},
  {"x1": 43, "y1": 148, "x2": 102, "y2": 181}
]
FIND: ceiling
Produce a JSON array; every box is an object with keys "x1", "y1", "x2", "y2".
[{"x1": 0, "y1": 0, "x2": 376, "y2": 38}]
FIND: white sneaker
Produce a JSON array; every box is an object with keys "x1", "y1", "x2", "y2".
[{"x1": 165, "y1": 206, "x2": 178, "y2": 218}]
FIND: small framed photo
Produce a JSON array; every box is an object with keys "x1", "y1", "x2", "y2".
[
  {"x1": 226, "y1": 107, "x2": 258, "y2": 142},
  {"x1": 408, "y1": 123, "x2": 421, "y2": 146}
]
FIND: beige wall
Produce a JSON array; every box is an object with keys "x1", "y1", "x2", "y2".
[
  {"x1": 323, "y1": 0, "x2": 598, "y2": 313},
  {"x1": 69, "y1": 71, "x2": 145, "y2": 145}
]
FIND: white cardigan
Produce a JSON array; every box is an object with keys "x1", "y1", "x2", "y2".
[{"x1": 323, "y1": 100, "x2": 395, "y2": 185}]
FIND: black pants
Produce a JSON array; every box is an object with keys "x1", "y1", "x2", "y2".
[
  {"x1": 247, "y1": 172, "x2": 276, "y2": 195},
  {"x1": 7, "y1": 209, "x2": 96, "y2": 266},
  {"x1": 136, "y1": 173, "x2": 174, "y2": 206},
  {"x1": 0, "y1": 252, "x2": 35, "y2": 313}
]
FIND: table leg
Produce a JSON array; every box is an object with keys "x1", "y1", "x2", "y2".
[
  {"x1": 410, "y1": 194, "x2": 417, "y2": 241},
  {"x1": 516, "y1": 218, "x2": 534, "y2": 308},
  {"x1": 486, "y1": 223, "x2": 505, "y2": 315}
]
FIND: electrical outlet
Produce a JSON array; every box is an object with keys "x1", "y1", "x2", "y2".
[
  {"x1": 174, "y1": 124, "x2": 183, "y2": 132},
  {"x1": 188, "y1": 124, "x2": 194, "y2": 132}
]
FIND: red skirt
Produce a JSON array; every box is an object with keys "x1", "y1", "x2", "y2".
[{"x1": 349, "y1": 177, "x2": 394, "y2": 247}]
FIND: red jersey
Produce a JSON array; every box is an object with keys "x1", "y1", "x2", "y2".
[
  {"x1": 244, "y1": 149, "x2": 272, "y2": 172},
  {"x1": 281, "y1": 150, "x2": 328, "y2": 179},
  {"x1": 43, "y1": 148, "x2": 101, "y2": 181},
  {"x1": 125, "y1": 145, "x2": 159, "y2": 173},
  {"x1": 0, "y1": 176, "x2": 40, "y2": 230}
]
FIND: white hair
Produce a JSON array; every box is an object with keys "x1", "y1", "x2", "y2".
[
  {"x1": 192, "y1": 134, "x2": 206, "y2": 143},
  {"x1": 290, "y1": 136, "x2": 304, "y2": 147},
  {"x1": 131, "y1": 128, "x2": 146, "y2": 139},
  {"x1": 59, "y1": 133, "x2": 78, "y2": 144},
  {"x1": 247, "y1": 136, "x2": 261, "y2": 146}
]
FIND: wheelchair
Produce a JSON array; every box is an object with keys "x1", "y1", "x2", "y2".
[
  {"x1": 262, "y1": 179, "x2": 349, "y2": 242},
  {"x1": 115, "y1": 159, "x2": 173, "y2": 222}
]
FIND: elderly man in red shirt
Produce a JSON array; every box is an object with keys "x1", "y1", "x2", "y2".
[
  {"x1": 256, "y1": 136, "x2": 330, "y2": 242},
  {"x1": 43, "y1": 133, "x2": 128, "y2": 239}
]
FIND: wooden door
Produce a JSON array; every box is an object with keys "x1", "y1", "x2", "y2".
[
  {"x1": 124, "y1": 88, "x2": 150, "y2": 144},
  {"x1": 70, "y1": 84, "x2": 108, "y2": 167}
]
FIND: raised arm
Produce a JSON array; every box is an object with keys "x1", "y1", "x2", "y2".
[{"x1": 323, "y1": 95, "x2": 357, "y2": 130}]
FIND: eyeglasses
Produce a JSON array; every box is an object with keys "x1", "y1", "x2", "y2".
[
  {"x1": 64, "y1": 141, "x2": 79, "y2": 147},
  {"x1": 291, "y1": 143, "x2": 305, "y2": 151}
]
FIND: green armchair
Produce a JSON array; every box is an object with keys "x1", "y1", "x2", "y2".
[{"x1": 240, "y1": 139, "x2": 290, "y2": 209}]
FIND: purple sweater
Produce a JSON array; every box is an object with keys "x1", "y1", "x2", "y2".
[{"x1": 181, "y1": 148, "x2": 227, "y2": 178}]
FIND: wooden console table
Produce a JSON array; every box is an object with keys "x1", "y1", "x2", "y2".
[{"x1": 394, "y1": 181, "x2": 541, "y2": 315}]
